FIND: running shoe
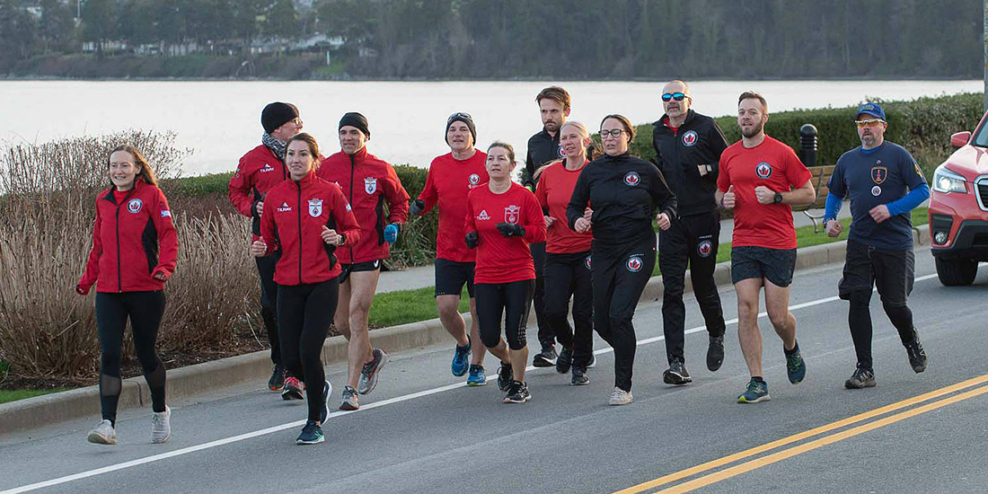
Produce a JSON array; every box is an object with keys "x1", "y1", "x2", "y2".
[
  {"x1": 467, "y1": 364, "x2": 487, "y2": 386},
  {"x1": 151, "y1": 405, "x2": 171, "y2": 444},
  {"x1": 663, "y1": 361, "x2": 692, "y2": 385},
  {"x1": 358, "y1": 348, "x2": 388, "y2": 395},
  {"x1": 339, "y1": 385, "x2": 360, "y2": 411},
  {"x1": 319, "y1": 380, "x2": 333, "y2": 424},
  {"x1": 533, "y1": 346, "x2": 557, "y2": 367},
  {"x1": 268, "y1": 363, "x2": 286, "y2": 391},
  {"x1": 844, "y1": 368, "x2": 876, "y2": 389},
  {"x1": 737, "y1": 378, "x2": 770, "y2": 403},
  {"x1": 571, "y1": 365, "x2": 589, "y2": 386},
  {"x1": 608, "y1": 387, "x2": 633, "y2": 406},
  {"x1": 906, "y1": 336, "x2": 928, "y2": 373},
  {"x1": 556, "y1": 347, "x2": 574, "y2": 374},
  {"x1": 707, "y1": 335, "x2": 725, "y2": 372},
  {"x1": 497, "y1": 363, "x2": 513, "y2": 391},
  {"x1": 296, "y1": 420, "x2": 324, "y2": 445},
  {"x1": 87, "y1": 419, "x2": 117, "y2": 445},
  {"x1": 503, "y1": 381, "x2": 531, "y2": 404},
  {"x1": 282, "y1": 376, "x2": 304, "y2": 400},
  {"x1": 451, "y1": 338, "x2": 471, "y2": 377},
  {"x1": 785, "y1": 343, "x2": 806, "y2": 384},
  {"x1": 587, "y1": 353, "x2": 596, "y2": 368}
]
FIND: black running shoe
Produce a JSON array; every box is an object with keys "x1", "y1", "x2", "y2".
[
  {"x1": 497, "y1": 363, "x2": 513, "y2": 391},
  {"x1": 533, "y1": 347, "x2": 557, "y2": 367},
  {"x1": 319, "y1": 380, "x2": 332, "y2": 424},
  {"x1": 707, "y1": 335, "x2": 725, "y2": 372},
  {"x1": 662, "y1": 361, "x2": 692, "y2": 385},
  {"x1": 296, "y1": 420, "x2": 324, "y2": 445},
  {"x1": 906, "y1": 336, "x2": 927, "y2": 373},
  {"x1": 571, "y1": 365, "x2": 589, "y2": 386},
  {"x1": 844, "y1": 368, "x2": 876, "y2": 389},
  {"x1": 503, "y1": 381, "x2": 531, "y2": 404},
  {"x1": 268, "y1": 363, "x2": 285, "y2": 391},
  {"x1": 556, "y1": 347, "x2": 574, "y2": 374}
]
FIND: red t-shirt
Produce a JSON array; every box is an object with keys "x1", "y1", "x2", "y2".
[
  {"x1": 535, "y1": 161, "x2": 592, "y2": 254},
  {"x1": 717, "y1": 136, "x2": 812, "y2": 249},
  {"x1": 465, "y1": 183, "x2": 546, "y2": 284},
  {"x1": 417, "y1": 151, "x2": 489, "y2": 262}
]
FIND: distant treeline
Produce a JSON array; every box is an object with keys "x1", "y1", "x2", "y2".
[{"x1": 0, "y1": 0, "x2": 981, "y2": 79}]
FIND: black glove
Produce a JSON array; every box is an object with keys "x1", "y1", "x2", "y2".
[
  {"x1": 409, "y1": 198, "x2": 425, "y2": 216},
  {"x1": 496, "y1": 222, "x2": 525, "y2": 238},
  {"x1": 465, "y1": 231, "x2": 479, "y2": 249}
]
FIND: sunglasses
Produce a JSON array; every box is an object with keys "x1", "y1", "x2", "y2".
[
  {"x1": 661, "y1": 92, "x2": 688, "y2": 102},
  {"x1": 855, "y1": 119, "x2": 885, "y2": 128},
  {"x1": 447, "y1": 112, "x2": 473, "y2": 124}
]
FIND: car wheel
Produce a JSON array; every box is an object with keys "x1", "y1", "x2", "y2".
[{"x1": 935, "y1": 257, "x2": 978, "y2": 286}]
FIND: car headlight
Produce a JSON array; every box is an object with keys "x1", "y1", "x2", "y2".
[{"x1": 932, "y1": 166, "x2": 967, "y2": 194}]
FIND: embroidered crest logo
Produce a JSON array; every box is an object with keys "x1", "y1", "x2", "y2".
[
  {"x1": 871, "y1": 186, "x2": 882, "y2": 197},
  {"x1": 871, "y1": 166, "x2": 888, "y2": 185},
  {"x1": 624, "y1": 171, "x2": 641, "y2": 186},
  {"x1": 478, "y1": 209, "x2": 490, "y2": 221},
  {"x1": 756, "y1": 162, "x2": 773, "y2": 179},
  {"x1": 504, "y1": 205, "x2": 520, "y2": 224},
  {"x1": 557, "y1": 145, "x2": 565, "y2": 158},
  {"x1": 127, "y1": 198, "x2": 143, "y2": 214},
  {"x1": 585, "y1": 255, "x2": 592, "y2": 271},
  {"x1": 682, "y1": 130, "x2": 699, "y2": 147},
  {"x1": 698, "y1": 240, "x2": 713, "y2": 258},
  {"x1": 364, "y1": 177, "x2": 377, "y2": 194},
  {"x1": 626, "y1": 255, "x2": 643, "y2": 273},
  {"x1": 308, "y1": 199, "x2": 323, "y2": 217},
  {"x1": 468, "y1": 173, "x2": 480, "y2": 186}
]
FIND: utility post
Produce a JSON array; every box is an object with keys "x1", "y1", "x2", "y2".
[{"x1": 984, "y1": 0, "x2": 987, "y2": 111}]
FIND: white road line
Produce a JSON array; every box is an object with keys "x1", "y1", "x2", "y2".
[{"x1": 1, "y1": 273, "x2": 939, "y2": 494}]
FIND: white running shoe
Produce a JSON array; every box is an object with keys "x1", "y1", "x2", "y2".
[
  {"x1": 151, "y1": 406, "x2": 171, "y2": 444},
  {"x1": 87, "y1": 419, "x2": 117, "y2": 445},
  {"x1": 608, "y1": 387, "x2": 633, "y2": 406}
]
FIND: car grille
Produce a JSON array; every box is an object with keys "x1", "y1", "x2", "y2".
[{"x1": 978, "y1": 180, "x2": 988, "y2": 212}]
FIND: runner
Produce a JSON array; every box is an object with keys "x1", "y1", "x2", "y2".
[
  {"x1": 823, "y1": 102, "x2": 930, "y2": 389},
  {"x1": 566, "y1": 115, "x2": 677, "y2": 406},
  {"x1": 77, "y1": 144, "x2": 178, "y2": 445},
  {"x1": 715, "y1": 92, "x2": 816, "y2": 404},
  {"x1": 228, "y1": 102, "x2": 303, "y2": 398},
  {"x1": 534, "y1": 121, "x2": 596, "y2": 385},
  {"x1": 316, "y1": 112, "x2": 410, "y2": 411},
  {"x1": 465, "y1": 141, "x2": 546, "y2": 403},
  {"x1": 523, "y1": 86, "x2": 573, "y2": 367},
  {"x1": 253, "y1": 133, "x2": 360, "y2": 444},
  {"x1": 408, "y1": 112, "x2": 490, "y2": 385},
  {"x1": 651, "y1": 80, "x2": 729, "y2": 384}
]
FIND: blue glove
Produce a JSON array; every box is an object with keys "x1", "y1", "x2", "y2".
[{"x1": 384, "y1": 223, "x2": 400, "y2": 244}]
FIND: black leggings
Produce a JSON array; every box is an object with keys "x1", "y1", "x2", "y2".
[
  {"x1": 96, "y1": 291, "x2": 167, "y2": 426},
  {"x1": 476, "y1": 280, "x2": 534, "y2": 351},
  {"x1": 277, "y1": 279, "x2": 339, "y2": 422},
  {"x1": 256, "y1": 254, "x2": 281, "y2": 366},
  {"x1": 544, "y1": 251, "x2": 594, "y2": 366}
]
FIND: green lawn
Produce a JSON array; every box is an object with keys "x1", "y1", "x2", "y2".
[
  {"x1": 369, "y1": 285, "x2": 470, "y2": 329},
  {"x1": 0, "y1": 388, "x2": 68, "y2": 405}
]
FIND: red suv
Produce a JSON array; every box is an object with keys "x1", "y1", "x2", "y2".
[{"x1": 928, "y1": 110, "x2": 988, "y2": 285}]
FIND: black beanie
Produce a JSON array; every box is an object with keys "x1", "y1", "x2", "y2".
[
  {"x1": 339, "y1": 112, "x2": 370, "y2": 139},
  {"x1": 445, "y1": 112, "x2": 477, "y2": 145},
  {"x1": 261, "y1": 102, "x2": 300, "y2": 134}
]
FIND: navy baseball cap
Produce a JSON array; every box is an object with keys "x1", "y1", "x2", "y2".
[{"x1": 855, "y1": 102, "x2": 886, "y2": 121}]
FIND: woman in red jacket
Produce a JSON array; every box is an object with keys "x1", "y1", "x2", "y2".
[
  {"x1": 77, "y1": 144, "x2": 178, "y2": 446},
  {"x1": 253, "y1": 133, "x2": 361, "y2": 445},
  {"x1": 465, "y1": 142, "x2": 546, "y2": 404}
]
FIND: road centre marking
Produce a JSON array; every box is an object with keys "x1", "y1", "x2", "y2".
[{"x1": 1, "y1": 273, "x2": 938, "y2": 494}]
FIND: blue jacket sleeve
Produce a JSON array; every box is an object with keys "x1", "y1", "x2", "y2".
[
  {"x1": 823, "y1": 193, "x2": 843, "y2": 222},
  {"x1": 886, "y1": 184, "x2": 930, "y2": 216}
]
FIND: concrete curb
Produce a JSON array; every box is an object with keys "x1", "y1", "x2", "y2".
[{"x1": 0, "y1": 225, "x2": 930, "y2": 434}]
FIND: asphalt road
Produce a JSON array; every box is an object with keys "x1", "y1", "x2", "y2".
[{"x1": 2, "y1": 247, "x2": 987, "y2": 494}]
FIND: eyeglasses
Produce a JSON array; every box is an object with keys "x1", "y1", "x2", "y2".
[
  {"x1": 662, "y1": 92, "x2": 688, "y2": 102},
  {"x1": 599, "y1": 129, "x2": 626, "y2": 139},
  {"x1": 447, "y1": 112, "x2": 473, "y2": 124},
  {"x1": 855, "y1": 119, "x2": 885, "y2": 128}
]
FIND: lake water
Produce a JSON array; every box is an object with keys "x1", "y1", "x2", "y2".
[{"x1": 1, "y1": 80, "x2": 981, "y2": 176}]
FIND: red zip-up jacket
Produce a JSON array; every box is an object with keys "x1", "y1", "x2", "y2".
[
  {"x1": 316, "y1": 147, "x2": 409, "y2": 264},
  {"x1": 417, "y1": 151, "x2": 488, "y2": 263},
  {"x1": 78, "y1": 179, "x2": 178, "y2": 293},
  {"x1": 228, "y1": 144, "x2": 288, "y2": 241},
  {"x1": 259, "y1": 172, "x2": 362, "y2": 286}
]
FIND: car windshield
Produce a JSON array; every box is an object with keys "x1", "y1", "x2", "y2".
[{"x1": 973, "y1": 119, "x2": 988, "y2": 147}]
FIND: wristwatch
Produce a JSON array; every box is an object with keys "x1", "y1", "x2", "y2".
[
  {"x1": 338, "y1": 233, "x2": 346, "y2": 246},
  {"x1": 773, "y1": 192, "x2": 783, "y2": 204}
]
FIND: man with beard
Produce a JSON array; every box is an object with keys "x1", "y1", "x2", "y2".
[{"x1": 715, "y1": 92, "x2": 815, "y2": 404}]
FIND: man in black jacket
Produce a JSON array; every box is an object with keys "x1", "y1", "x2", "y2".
[{"x1": 652, "y1": 80, "x2": 728, "y2": 385}]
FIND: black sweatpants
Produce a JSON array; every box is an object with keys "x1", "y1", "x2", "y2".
[
  {"x1": 593, "y1": 238, "x2": 656, "y2": 392},
  {"x1": 476, "y1": 280, "x2": 535, "y2": 351},
  {"x1": 658, "y1": 211, "x2": 725, "y2": 364},
  {"x1": 256, "y1": 254, "x2": 282, "y2": 366},
  {"x1": 96, "y1": 291, "x2": 167, "y2": 426},
  {"x1": 544, "y1": 250, "x2": 594, "y2": 367},
  {"x1": 521, "y1": 242, "x2": 554, "y2": 351},
  {"x1": 277, "y1": 279, "x2": 339, "y2": 422}
]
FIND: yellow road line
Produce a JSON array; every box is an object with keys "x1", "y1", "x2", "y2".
[
  {"x1": 655, "y1": 384, "x2": 988, "y2": 493},
  {"x1": 614, "y1": 373, "x2": 988, "y2": 494}
]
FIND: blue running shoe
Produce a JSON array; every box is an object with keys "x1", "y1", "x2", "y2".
[
  {"x1": 737, "y1": 378, "x2": 770, "y2": 404},
  {"x1": 467, "y1": 364, "x2": 487, "y2": 386},
  {"x1": 451, "y1": 338, "x2": 471, "y2": 377},
  {"x1": 296, "y1": 420, "x2": 324, "y2": 445},
  {"x1": 785, "y1": 343, "x2": 806, "y2": 384}
]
